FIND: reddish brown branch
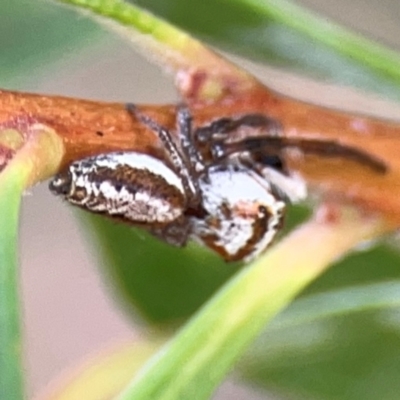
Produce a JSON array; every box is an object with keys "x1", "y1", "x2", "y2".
[{"x1": 0, "y1": 87, "x2": 399, "y2": 223}]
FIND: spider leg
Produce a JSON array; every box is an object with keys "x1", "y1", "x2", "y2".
[
  {"x1": 176, "y1": 104, "x2": 204, "y2": 174},
  {"x1": 195, "y1": 114, "x2": 282, "y2": 144},
  {"x1": 126, "y1": 103, "x2": 202, "y2": 207},
  {"x1": 220, "y1": 136, "x2": 387, "y2": 173}
]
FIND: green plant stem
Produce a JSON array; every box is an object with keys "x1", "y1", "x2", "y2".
[
  {"x1": 235, "y1": 0, "x2": 400, "y2": 85},
  {"x1": 58, "y1": 0, "x2": 400, "y2": 89},
  {"x1": 56, "y1": 0, "x2": 187, "y2": 44},
  {"x1": 0, "y1": 166, "x2": 27, "y2": 400},
  {"x1": 115, "y1": 211, "x2": 385, "y2": 400}
]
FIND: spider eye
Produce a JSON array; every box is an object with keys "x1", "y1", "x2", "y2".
[{"x1": 49, "y1": 172, "x2": 72, "y2": 196}]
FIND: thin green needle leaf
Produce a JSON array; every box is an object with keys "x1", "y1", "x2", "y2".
[
  {"x1": 233, "y1": 0, "x2": 400, "y2": 86},
  {"x1": 272, "y1": 280, "x2": 400, "y2": 331},
  {"x1": 0, "y1": 165, "x2": 29, "y2": 400},
  {"x1": 55, "y1": 0, "x2": 188, "y2": 41},
  {"x1": 52, "y1": 0, "x2": 218, "y2": 63},
  {"x1": 0, "y1": 123, "x2": 63, "y2": 400}
]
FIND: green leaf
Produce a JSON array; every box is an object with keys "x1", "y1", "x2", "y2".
[{"x1": 0, "y1": 164, "x2": 28, "y2": 400}]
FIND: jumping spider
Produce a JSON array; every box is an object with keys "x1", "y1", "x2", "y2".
[{"x1": 49, "y1": 105, "x2": 386, "y2": 262}]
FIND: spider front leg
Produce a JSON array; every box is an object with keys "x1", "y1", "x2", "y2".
[
  {"x1": 126, "y1": 103, "x2": 203, "y2": 208},
  {"x1": 195, "y1": 114, "x2": 282, "y2": 143},
  {"x1": 194, "y1": 113, "x2": 283, "y2": 161},
  {"x1": 220, "y1": 136, "x2": 387, "y2": 174}
]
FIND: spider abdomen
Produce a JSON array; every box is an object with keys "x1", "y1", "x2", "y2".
[{"x1": 49, "y1": 152, "x2": 186, "y2": 224}]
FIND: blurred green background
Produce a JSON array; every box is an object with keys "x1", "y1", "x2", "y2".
[{"x1": 3, "y1": 1, "x2": 400, "y2": 399}]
